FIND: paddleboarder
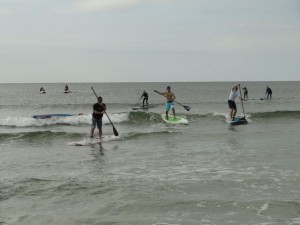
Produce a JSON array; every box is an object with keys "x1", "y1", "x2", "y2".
[
  {"x1": 155, "y1": 86, "x2": 176, "y2": 120},
  {"x1": 141, "y1": 91, "x2": 149, "y2": 107},
  {"x1": 228, "y1": 84, "x2": 243, "y2": 121},
  {"x1": 90, "y1": 96, "x2": 106, "y2": 143},
  {"x1": 265, "y1": 86, "x2": 272, "y2": 100},
  {"x1": 64, "y1": 85, "x2": 69, "y2": 92},
  {"x1": 242, "y1": 86, "x2": 248, "y2": 100}
]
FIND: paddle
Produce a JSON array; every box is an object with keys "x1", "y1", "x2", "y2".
[
  {"x1": 238, "y1": 85, "x2": 246, "y2": 119},
  {"x1": 154, "y1": 90, "x2": 191, "y2": 111},
  {"x1": 132, "y1": 96, "x2": 142, "y2": 108},
  {"x1": 91, "y1": 87, "x2": 119, "y2": 136}
]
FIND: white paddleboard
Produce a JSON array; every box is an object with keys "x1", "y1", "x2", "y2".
[
  {"x1": 69, "y1": 135, "x2": 120, "y2": 146},
  {"x1": 73, "y1": 139, "x2": 101, "y2": 146},
  {"x1": 161, "y1": 114, "x2": 188, "y2": 124}
]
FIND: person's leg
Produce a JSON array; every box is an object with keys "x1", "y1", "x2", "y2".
[
  {"x1": 232, "y1": 109, "x2": 237, "y2": 119},
  {"x1": 166, "y1": 110, "x2": 169, "y2": 120},
  {"x1": 142, "y1": 98, "x2": 145, "y2": 107},
  {"x1": 90, "y1": 127, "x2": 95, "y2": 139},
  {"x1": 90, "y1": 118, "x2": 96, "y2": 138},
  {"x1": 229, "y1": 108, "x2": 233, "y2": 120},
  {"x1": 98, "y1": 128, "x2": 102, "y2": 142},
  {"x1": 165, "y1": 103, "x2": 171, "y2": 120},
  {"x1": 97, "y1": 119, "x2": 103, "y2": 142},
  {"x1": 172, "y1": 108, "x2": 176, "y2": 118}
]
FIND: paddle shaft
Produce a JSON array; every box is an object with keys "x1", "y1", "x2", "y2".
[
  {"x1": 91, "y1": 87, "x2": 119, "y2": 136},
  {"x1": 134, "y1": 96, "x2": 142, "y2": 106},
  {"x1": 154, "y1": 91, "x2": 190, "y2": 111}
]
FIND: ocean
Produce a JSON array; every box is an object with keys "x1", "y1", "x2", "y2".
[{"x1": 0, "y1": 81, "x2": 300, "y2": 225}]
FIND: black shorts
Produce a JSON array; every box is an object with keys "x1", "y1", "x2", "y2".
[{"x1": 228, "y1": 100, "x2": 237, "y2": 110}]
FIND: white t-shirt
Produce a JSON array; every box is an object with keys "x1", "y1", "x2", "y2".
[{"x1": 228, "y1": 90, "x2": 240, "y2": 101}]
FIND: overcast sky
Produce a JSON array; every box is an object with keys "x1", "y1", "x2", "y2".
[{"x1": 1, "y1": 0, "x2": 299, "y2": 83}]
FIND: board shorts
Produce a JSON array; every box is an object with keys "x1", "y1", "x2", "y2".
[
  {"x1": 92, "y1": 117, "x2": 103, "y2": 129},
  {"x1": 228, "y1": 100, "x2": 237, "y2": 110},
  {"x1": 165, "y1": 101, "x2": 174, "y2": 111}
]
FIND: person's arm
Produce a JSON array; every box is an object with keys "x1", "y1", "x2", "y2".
[
  {"x1": 154, "y1": 90, "x2": 166, "y2": 96},
  {"x1": 93, "y1": 104, "x2": 106, "y2": 115},
  {"x1": 232, "y1": 84, "x2": 240, "y2": 91},
  {"x1": 171, "y1": 92, "x2": 176, "y2": 101}
]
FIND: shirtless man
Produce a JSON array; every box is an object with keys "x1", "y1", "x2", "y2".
[{"x1": 155, "y1": 86, "x2": 176, "y2": 120}]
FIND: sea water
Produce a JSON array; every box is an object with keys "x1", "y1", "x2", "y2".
[{"x1": 0, "y1": 82, "x2": 300, "y2": 225}]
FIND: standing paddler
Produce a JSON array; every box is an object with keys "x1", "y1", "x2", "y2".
[{"x1": 154, "y1": 86, "x2": 176, "y2": 120}]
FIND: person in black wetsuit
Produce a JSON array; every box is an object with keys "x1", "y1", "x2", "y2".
[
  {"x1": 64, "y1": 85, "x2": 69, "y2": 92},
  {"x1": 90, "y1": 96, "x2": 106, "y2": 142},
  {"x1": 266, "y1": 86, "x2": 272, "y2": 100},
  {"x1": 242, "y1": 86, "x2": 248, "y2": 100},
  {"x1": 141, "y1": 91, "x2": 149, "y2": 107}
]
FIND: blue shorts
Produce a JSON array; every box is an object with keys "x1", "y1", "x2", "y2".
[
  {"x1": 165, "y1": 102, "x2": 174, "y2": 111},
  {"x1": 92, "y1": 117, "x2": 103, "y2": 129}
]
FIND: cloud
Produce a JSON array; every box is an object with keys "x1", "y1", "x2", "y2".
[{"x1": 69, "y1": 0, "x2": 142, "y2": 12}]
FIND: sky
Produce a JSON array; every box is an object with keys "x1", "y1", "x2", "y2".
[{"x1": 1, "y1": 0, "x2": 300, "y2": 83}]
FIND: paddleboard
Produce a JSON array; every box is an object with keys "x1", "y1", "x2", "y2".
[
  {"x1": 73, "y1": 139, "x2": 102, "y2": 146},
  {"x1": 70, "y1": 135, "x2": 120, "y2": 146},
  {"x1": 227, "y1": 116, "x2": 248, "y2": 126},
  {"x1": 32, "y1": 113, "x2": 76, "y2": 119},
  {"x1": 63, "y1": 90, "x2": 70, "y2": 93},
  {"x1": 161, "y1": 114, "x2": 188, "y2": 124},
  {"x1": 40, "y1": 91, "x2": 46, "y2": 94},
  {"x1": 132, "y1": 104, "x2": 153, "y2": 110}
]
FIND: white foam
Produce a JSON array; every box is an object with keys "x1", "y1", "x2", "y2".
[
  {"x1": 68, "y1": 134, "x2": 121, "y2": 146},
  {"x1": 0, "y1": 113, "x2": 129, "y2": 127}
]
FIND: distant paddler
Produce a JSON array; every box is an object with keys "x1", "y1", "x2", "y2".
[
  {"x1": 154, "y1": 86, "x2": 176, "y2": 120},
  {"x1": 40, "y1": 86, "x2": 46, "y2": 93},
  {"x1": 265, "y1": 86, "x2": 272, "y2": 100},
  {"x1": 63, "y1": 84, "x2": 71, "y2": 93},
  {"x1": 141, "y1": 91, "x2": 149, "y2": 107}
]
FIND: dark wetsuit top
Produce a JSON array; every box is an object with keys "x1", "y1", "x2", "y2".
[{"x1": 92, "y1": 103, "x2": 106, "y2": 119}]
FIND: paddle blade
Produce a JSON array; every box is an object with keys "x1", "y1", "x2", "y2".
[
  {"x1": 184, "y1": 105, "x2": 191, "y2": 111},
  {"x1": 113, "y1": 126, "x2": 119, "y2": 136}
]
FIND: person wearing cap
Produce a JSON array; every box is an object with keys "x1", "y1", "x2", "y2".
[
  {"x1": 90, "y1": 96, "x2": 106, "y2": 142},
  {"x1": 155, "y1": 86, "x2": 176, "y2": 120}
]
